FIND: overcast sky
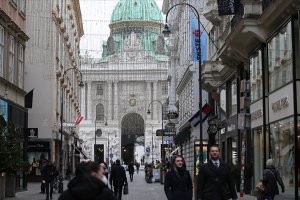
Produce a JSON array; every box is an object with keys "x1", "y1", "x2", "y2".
[{"x1": 79, "y1": 0, "x2": 164, "y2": 59}]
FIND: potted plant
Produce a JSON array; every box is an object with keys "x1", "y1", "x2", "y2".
[{"x1": 0, "y1": 123, "x2": 27, "y2": 198}]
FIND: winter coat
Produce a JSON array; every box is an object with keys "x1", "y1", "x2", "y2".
[
  {"x1": 58, "y1": 175, "x2": 115, "y2": 200},
  {"x1": 164, "y1": 167, "x2": 193, "y2": 200},
  {"x1": 128, "y1": 164, "x2": 134, "y2": 174},
  {"x1": 109, "y1": 163, "x2": 127, "y2": 187},
  {"x1": 198, "y1": 160, "x2": 237, "y2": 200},
  {"x1": 41, "y1": 164, "x2": 58, "y2": 182},
  {"x1": 262, "y1": 167, "x2": 284, "y2": 197}
]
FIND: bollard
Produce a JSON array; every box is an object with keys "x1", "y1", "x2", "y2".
[{"x1": 160, "y1": 170, "x2": 166, "y2": 184}]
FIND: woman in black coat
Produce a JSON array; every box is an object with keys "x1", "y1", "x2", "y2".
[
  {"x1": 164, "y1": 155, "x2": 193, "y2": 200},
  {"x1": 263, "y1": 159, "x2": 285, "y2": 200}
]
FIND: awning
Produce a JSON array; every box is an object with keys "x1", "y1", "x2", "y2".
[
  {"x1": 75, "y1": 147, "x2": 89, "y2": 159},
  {"x1": 174, "y1": 126, "x2": 191, "y2": 145}
]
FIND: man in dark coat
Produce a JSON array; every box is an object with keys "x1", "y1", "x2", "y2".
[
  {"x1": 164, "y1": 155, "x2": 193, "y2": 200},
  {"x1": 262, "y1": 159, "x2": 285, "y2": 200},
  {"x1": 109, "y1": 159, "x2": 128, "y2": 200},
  {"x1": 41, "y1": 160, "x2": 58, "y2": 200},
  {"x1": 198, "y1": 145, "x2": 237, "y2": 200},
  {"x1": 128, "y1": 162, "x2": 135, "y2": 181},
  {"x1": 59, "y1": 161, "x2": 115, "y2": 200}
]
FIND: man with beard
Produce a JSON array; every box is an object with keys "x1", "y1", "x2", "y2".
[
  {"x1": 198, "y1": 145, "x2": 237, "y2": 200},
  {"x1": 164, "y1": 155, "x2": 193, "y2": 200},
  {"x1": 58, "y1": 161, "x2": 115, "y2": 200}
]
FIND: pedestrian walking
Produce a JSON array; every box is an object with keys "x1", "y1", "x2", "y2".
[
  {"x1": 58, "y1": 161, "x2": 115, "y2": 200},
  {"x1": 41, "y1": 160, "x2": 59, "y2": 200},
  {"x1": 198, "y1": 145, "x2": 237, "y2": 200},
  {"x1": 164, "y1": 155, "x2": 193, "y2": 200},
  {"x1": 128, "y1": 162, "x2": 135, "y2": 181},
  {"x1": 109, "y1": 159, "x2": 128, "y2": 200},
  {"x1": 135, "y1": 162, "x2": 140, "y2": 173},
  {"x1": 262, "y1": 159, "x2": 285, "y2": 200}
]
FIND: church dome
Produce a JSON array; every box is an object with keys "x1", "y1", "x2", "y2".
[{"x1": 111, "y1": 0, "x2": 162, "y2": 23}]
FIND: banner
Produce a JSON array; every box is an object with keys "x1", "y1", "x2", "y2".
[
  {"x1": 190, "y1": 12, "x2": 207, "y2": 62},
  {"x1": 217, "y1": 0, "x2": 240, "y2": 16}
]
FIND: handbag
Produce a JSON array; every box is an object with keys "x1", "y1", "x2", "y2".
[
  {"x1": 123, "y1": 184, "x2": 128, "y2": 195},
  {"x1": 256, "y1": 180, "x2": 264, "y2": 192}
]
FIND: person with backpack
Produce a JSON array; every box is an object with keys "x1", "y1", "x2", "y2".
[{"x1": 262, "y1": 159, "x2": 285, "y2": 200}]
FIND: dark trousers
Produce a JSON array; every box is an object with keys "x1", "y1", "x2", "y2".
[
  {"x1": 113, "y1": 185, "x2": 123, "y2": 200},
  {"x1": 45, "y1": 181, "x2": 54, "y2": 199},
  {"x1": 41, "y1": 181, "x2": 45, "y2": 193},
  {"x1": 129, "y1": 173, "x2": 133, "y2": 181}
]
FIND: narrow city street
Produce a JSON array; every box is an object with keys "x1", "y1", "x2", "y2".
[{"x1": 5, "y1": 169, "x2": 293, "y2": 200}]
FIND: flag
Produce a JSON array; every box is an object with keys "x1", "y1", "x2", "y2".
[
  {"x1": 75, "y1": 115, "x2": 84, "y2": 125},
  {"x1": 189, "y1": 103, "x2": 213, "y2": 127},
  {"x1": 190, "y1": 12, "x2": 207, "y2": 62},
  {"x1": 217, "y1": 0, "x2": 240, "y2": 16},
  {"x1": 190, "y1": 12, "x2": 200, "y2": 62},
  {"x1": 25, "y1": 89, "x2": 34, "y2": 108}
]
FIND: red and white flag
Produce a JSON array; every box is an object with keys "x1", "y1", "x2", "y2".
[{"x1": 75, "y1": 115, "x2": 84, "y2": 125}]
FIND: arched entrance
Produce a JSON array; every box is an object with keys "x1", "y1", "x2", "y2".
[{"x1": 121, "y1": 113, "x2": 144, "y2": 165}]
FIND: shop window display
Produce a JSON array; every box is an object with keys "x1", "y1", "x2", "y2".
[
  {"x1": 268, "y1": 22, "x2": 293, "y2": 92},
  {"x1": 269, "y1": 117, "x2": 295, "y2": 196}
]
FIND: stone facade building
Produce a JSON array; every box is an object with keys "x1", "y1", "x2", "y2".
[
  {"x1": 25, "y1": 0, "x2": 84, "y2": 177},
  {"x1": 79, "y1": 0, "x2": 169, "y2": 165}
]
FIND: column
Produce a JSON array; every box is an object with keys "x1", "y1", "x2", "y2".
[
  {"x1": 146, "y1": 81, "x2": 152, "y2": 120},
  {"x1": 153, "y1": 82, "x2": 158, "y2": 120},
  {"x1": 107, "y1": 81, "x2": 113, "y2": 120},
  {"x1": 114, "y1": 81, "x2": 118, "y2": 121},
  {"x1": 87, "y1": 81, "x2": 92, "y2": 120},
  {"x1": 80, "y1": 83, "x2": 86, "y2": 118}
]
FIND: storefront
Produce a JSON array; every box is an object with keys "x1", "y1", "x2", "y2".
[{"x1": 249, "y1": 18, "x2": 299, "y2": 198}]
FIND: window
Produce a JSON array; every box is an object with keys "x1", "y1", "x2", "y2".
[
  {"x1": 268, "y1": 22, "x2": 293, "y2": 92},
  {"x1": 220, "y1": 84, "x2": 226, "y2": 120},
  {"x1": 9, "y1": 35, "x2": 15, "y2": 83},
  {"x1": 228, "y1": 79, "x2": 237, "y2": 116},
  {"x1": 250, "y1": 50, "x2": 263, "y2": 102},
  {"x1": 269, "y1": 117, "x2": 295, "y2": 196},
  {"x1": 0, "y1": 26, "x2": 4, "y2": 77},
  {"x1": 19, "y1": 0, "x2": 26, "y2": 15},
  {"x1": 18, "y1": 44, "x2": 24, "y2": 88},
  {"x1": 96, "y1": 84, "x2": 104, "y2": 95},
  {"x1": 162, "y1": 82, "x2": 168, "y2": 95},
  {"x1": 96, "y1": 104, "x2": 104, "y2": 121}
]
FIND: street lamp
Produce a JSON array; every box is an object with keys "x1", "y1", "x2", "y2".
[
  {"x1": 147, "y1": 100, "x2": 164, "y2": 160},
  {"x1": 60, "y1": 67, "x2": 84, "y2": 193},
  {"x1": 163, "y1": 3, "x2": 204, "y2": 164},
  {"x1": 146, "y1": 124, "x2": 156, "y2": 164}
]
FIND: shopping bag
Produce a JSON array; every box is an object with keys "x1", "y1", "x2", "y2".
[
  {"x1": 255, "y1": 180, "x2": 264, "y2": 192},
  {"x1": 123, "y1": 184, "x2": 128, "y2": 195}
]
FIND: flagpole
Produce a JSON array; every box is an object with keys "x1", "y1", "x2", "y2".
[{"x1": 163, "y1": 3, "x2": 203, "y2": 163}]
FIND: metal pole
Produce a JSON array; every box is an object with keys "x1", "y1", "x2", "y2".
[
  {"x1": 164, "y1": 2, "x2": 203, "y2": 163},
  {"x1": 59, "y1": 79, "x2": 64, "y2": 193},
  {"x1": 95, "y1": 120, "x2": 96, "y2": 144},
  {"x1": 108, "y1": 133, "x2": 110, "y2": 164},
  {"x1": 161, "y1": 105, "x2": 164, "y2": 152},
  {"x1": 152, "y1": 126, "x2": 154, "y2": 164}
]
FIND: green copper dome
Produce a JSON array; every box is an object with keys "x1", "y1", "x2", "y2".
[{"x1": 111, "y1": 0, "x2": 162, "y2": 23}]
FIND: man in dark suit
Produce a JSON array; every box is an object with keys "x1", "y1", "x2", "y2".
[
  {"x1": 109, "y1": 159, "x2": 128, "y2": 200},
  {"x1": 198, "y1": 145, "x2": 237, "y2": 200}
]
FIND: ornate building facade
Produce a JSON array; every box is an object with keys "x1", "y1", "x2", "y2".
[{"x1": 79, "y1": 0, "x2": 169, "y2": 165}]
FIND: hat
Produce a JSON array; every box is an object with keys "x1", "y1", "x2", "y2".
[
  {"x1": 116, "y1": 159, "x2": 120, "y2": 164},
  {"x1": 266, "y1": 159, "x2": 274, "y2": 167}
]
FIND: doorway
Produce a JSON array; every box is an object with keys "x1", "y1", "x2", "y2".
[{"x1": 121, "y1": 113, "x2": 144, "y2": 165}]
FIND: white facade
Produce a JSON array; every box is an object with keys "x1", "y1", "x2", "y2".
[{"x1": 79, "y1": 32, "x2": 168, "y2": 163}]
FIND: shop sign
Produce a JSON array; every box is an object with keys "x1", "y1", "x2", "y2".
[
  {"x1": 272, "y1": 97, "x2": 289, "y2": 112},
  {"x1": 251, "y1": 109, "x2": 262, "y2": 121}
]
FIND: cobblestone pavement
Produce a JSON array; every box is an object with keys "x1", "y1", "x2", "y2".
[{"x1": 5, "y1": 171, "x2": 293, "y2": 200}]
